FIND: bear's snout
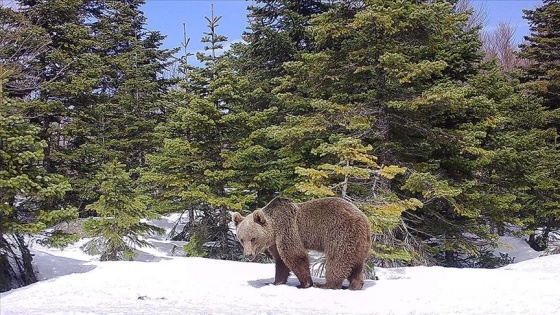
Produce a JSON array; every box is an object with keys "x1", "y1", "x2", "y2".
[{"x1": 245, "y1": 253, "x2": 255, "y2": 261}]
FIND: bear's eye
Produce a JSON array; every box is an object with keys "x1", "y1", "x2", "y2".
[{"x1": 251, "y1": 237, "x2": 256, "y2": 243}]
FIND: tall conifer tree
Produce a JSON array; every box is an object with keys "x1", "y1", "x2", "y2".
[
  {"x1": 142, "y1": 6, "x2": 252, "y2": 259},
  {"x1": 15, "y1": 0, "x2": 98, "y2": 175},
  {"x1": 0, "y1": 97, "x2": 77, "y2": 290},
  {"x1": 236, "y1": 0, "x2": 551, "y2": 266},
  {"x1": 518, "y1": 0, "x2": 560, "y2": 250},
  {"x1": 0, "y1": 4, "x2": 79, "y2": 292},
  {"x1": 229, "y1": 0, "x2": 334, "y2": 205},
  {"x1": 520, "y1": 0, "x2": 560, "y2": 114},
  {"x1": 17, "y1": 0, "x2": 178, "y2": 213}
]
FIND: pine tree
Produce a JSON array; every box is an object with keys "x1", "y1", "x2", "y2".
[
  {"x1": 14, "y1": 0, "x2": 175, "y2": 214},
  {"x1": 0, "y1": 97, "x2": 78, "y2": 240},
  {"x1": 0, "y1": 6, "x2": 79, "y2": 291},
  {"x1": 14, "y1": 0, "x2": 99, "y2": 175},
  {"x1": 520, "y1": 0, "x2": 560, "y2": 113},
  {"x1": 13, "y1": 0, "x2": 105, "y2": 215},
  {"x1": 0, "y1": 95, "x2": 78, "y2": 291},
  {"x1": 248, "y1": 0, "x2": 547, "y2": 266},
  {"x1": 518, "y1": 0, "x2": 560, "y2": 251},
  {"x1": 142, "y1": 6, "x2": 251, "y2": 259},
  {"x1": 226, "y1": 0, "x2": 336, "y2": 205},
  {"x1": 82, "y1": 160, "x2": 162, "y2": 261},
  {"x1": 0, "y1": 3, "x2": 82, "y2": 243},
  {"x1": 50, "y1": 0, "x2": 177, "y2": 214},
  {"x1": 87, "y1": 0, "x2": 176, "y2": 168},
  {"x1": 0, "y1": 6, "x2": 49, "y2": 98},
  {"x1": 237, "y1": 0, "x2": 331, "y2": 78},
  {"x1": 11, "y1": 0, "x2": 178, "y2": 259}
]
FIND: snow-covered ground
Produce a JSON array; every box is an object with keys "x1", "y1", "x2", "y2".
[{"x1": 1, "y1": 217, "x2": 559, "y2": 315}]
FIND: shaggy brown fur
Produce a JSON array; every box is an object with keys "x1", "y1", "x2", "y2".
[{"x1": 232, "y1": 197, "x2": 372, "y2": 290}]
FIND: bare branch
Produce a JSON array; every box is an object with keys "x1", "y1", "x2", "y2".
[
  {"x1": 481, "y1": 22, "x2": 521, "y2": 72},
  {"x1": 0, "y1": 7, "x2": 50, "y2": 96},
  {"x1": 455, "y1": 0, "x2": 487, "y2": 31}
]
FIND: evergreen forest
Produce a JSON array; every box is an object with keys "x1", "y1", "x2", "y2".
[{"x1": 1, "y1": 0, "x2": 559, "y2": 292}]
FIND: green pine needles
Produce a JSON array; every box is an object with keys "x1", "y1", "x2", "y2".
[
  {"x1": 2, "y1": 0, "x2": 559, "y2": 271},
  {"x1": 82, "y1": 160, "x2": 163, "y2": 261},
  {"x1": 0, "y1": 96, "x2": 78, "y2": 246}
]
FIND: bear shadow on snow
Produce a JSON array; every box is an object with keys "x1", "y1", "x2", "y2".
[
  {"x1": 247, "y1": 275, "x2": 320, "y2": 289},
  {"x1": 248, "y1": 276, "x2": 376, "y2": 290}
]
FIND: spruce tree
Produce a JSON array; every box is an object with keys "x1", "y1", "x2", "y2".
[
  {"x1": 14, "y1": 0, "x2": 98, "y2": 175},
  {"x1": 0, "y1": 6, "x2": 79, "y2": 291},
  {"x1": 82, "y1": 160, "x2": 162, "y2": 261},
  {"x1": 0, "y1": 6, "x2": 49, "y2": 98},
  {"x1": 14, "y1": 0, "x2": 105, "y2": 214},
  {"x1": 0, "y1": 3, "x2": 81, "y2": 243},
  {"x1": 227, "y1": 0, "x2": 336, "y2": 205},
  {"x1": 518, "y1": 0, "x2": 560, "y2": 251},
  {"x1": 86, "y1": 0, "x2": 176, "y2": 168},
  {"x1": 142, "y1": 6, "x2": 251, "y2": 259},
  {"x1": 15, "y1": 0, "x2": 175, "y2": 214},
  {"x1": 237, "y1": 0, "x2": 331, "y2": 78},
  {"x1": 52, "y1": 0, "x2": 177, "y2": 214},
  {"x1": 246, "y1": 0, "x2": 548, "y2": 266},
  {"x1": 0, "y1": 96, "x2": 78, "y2": 290},
  {"x1": 520, "y1": 0, "x2": 560, "y2": 113}
]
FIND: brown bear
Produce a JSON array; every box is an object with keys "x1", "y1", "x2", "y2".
[{"x1": 232, "y1": 197, "x2": 371, "y2": 290}]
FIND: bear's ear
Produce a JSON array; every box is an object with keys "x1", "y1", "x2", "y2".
[
  {"x1": 232, "y1": 212, "x2": 245, "y2": 227},
  {"x1": 253, "y1": 210, "x2": 267, "y2": 226}
]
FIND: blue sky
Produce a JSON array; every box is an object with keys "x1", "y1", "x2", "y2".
[
  {"x1": 142, "y1": 0, "x2": 542, "y2": 57},
  {"x1": 143, "y1": 0, "x2": 253, "y2": 57},
  {"x1": 472, "y1": 0, "x2": 542, "y2": 42}
]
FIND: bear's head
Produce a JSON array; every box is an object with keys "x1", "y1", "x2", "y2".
[{"x1": 232, "y1": 210, "x2": 274, "y2": 261}]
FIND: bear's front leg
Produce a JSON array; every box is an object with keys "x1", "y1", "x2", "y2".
[
  {"x1": 268, "y1": 244, "x2": 290, "y2": 285},
  {"x1": 290, "y1": 253, "x2": 313, "y2": 289},
  {"x1": 277, "y1": 244, "x2": 313, "y2": 289}
]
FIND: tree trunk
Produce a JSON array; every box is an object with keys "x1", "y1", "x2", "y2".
[
  {"x1": 220, "y1": 206, "x2": 229, "y2": 255},
  {"x1": 0, "y1": 233, "x2": 37, "y2": 292},
  {"x1": 527, "y1": 233, "x2": 547, "y2": 251},
  {"x1": 341, "y1": 160, "x2": 349, "y2": 199},
  {"x1": 497, "y1": 224, "x2": 505, "y2": 236},
  {"x1": 444, "y1": 250, "x2": 458, "y2": 267},
  {"x1": 188, "y1": 208, "x2": 195, "y2": 227}
]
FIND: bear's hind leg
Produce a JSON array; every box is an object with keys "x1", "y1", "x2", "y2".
[
  {"x1": 315, "y1": 259, "x2": 348, "y2": 290},
  {"x1": 347, "y1": 262, "x2": 365, "y2": 290}
]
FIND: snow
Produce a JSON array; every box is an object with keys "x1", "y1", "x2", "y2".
[{"x1": 1, "y1": 227, "x2": 559, "y2": 315}]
